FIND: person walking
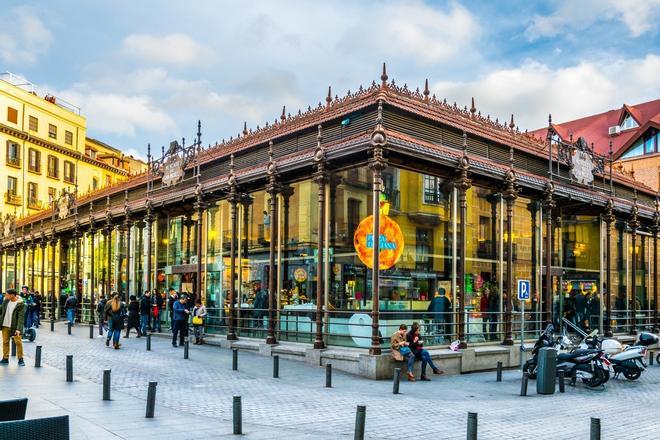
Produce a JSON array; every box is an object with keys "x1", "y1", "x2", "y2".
[
  {"x1": 64, "y1": 292, "x2": 77, "y2": 325},
  {"x1": 139, "y1": 290, "x2": 151, "y2": 335},
  {"x1": 104, "y1": 293, "x2": 125, "y2": 349},
  {"x1": 125, "y1": 295, "x2": 142, "y2": 338},
  {"x1": 406, "y1": 322, "x2": 443, "y2": 381},
  {"x1": 21, "y1": 286, "x2": 35, "y2": 329},
  {"x1": 252, "y1": 282, "x2": 268, "y2": 329},
  {"x1": 192, "y1": 299, "x2": 207, "y2": 344},
  {"x1": 427, "y1": 288, "x2": 451, "y2": 340},
  {"x1": 171, "y1": 294, "x2": 190, "y2": 347},
  {"x1": 33, "y1": 291, "x2": 42, "y2": 328},
  {"x1": 1, "y1": 289, "x2": 26, "y2": 366},
  {"x1": 96, "y1": 294, "x2": 107, "y2": 334},
  {"x1": 167, "y1": 288, "x2": 178, "y2": 331},
  {"x1": 391, "y1": 324, "x2": 415, "y2": 381},
  {"x1": 151, "y1": 289, "x2": 163, "y2": 333}
]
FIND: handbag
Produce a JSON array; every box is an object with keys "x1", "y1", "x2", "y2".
[
  {"x1": 399, "y1": 346, "x2": 412, "y2": 357},
  {"x1": 192, "y1": 316, "x2": 203, "y2": 325}
]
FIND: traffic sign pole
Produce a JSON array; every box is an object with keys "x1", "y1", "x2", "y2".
[{"x1": 517, "y1": 280, "x2": 531, "y2": 367}]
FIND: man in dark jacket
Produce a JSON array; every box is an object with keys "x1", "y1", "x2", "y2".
[
  {"x1": 167, "y1": 289, "x2": 178, "y2": 331},
  {"x1": 427, "y1": 288, "x2": 451, "y2": 338},
  {"x1": 1, "y1": 289, "x2": 26, "y2": 366},
  {"x1": 139, "y1": 291, "x2": 151, "y2": 335},
  {"x1": 171, "y1": 294, "x2": 190, "y2": 347},
  {"x1": 97, "y1": 294, "x2": 107, "y2": 334},
  {"x1": 151, "y1": 290, "x2": 163, "y2": 332},
  {"x1": 65, "y1": 293, "x2": 77, "y2": 325},
  {"x1": 252, "y1": 282, "x2": 268, "y2": 328}
]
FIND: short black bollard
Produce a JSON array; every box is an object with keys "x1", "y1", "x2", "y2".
[
  {"x1": 273, "y1": 355, "x2": 279, "y2": 378},
  {"x1": 232, "y1": 348, "x2": 238, "y2": 371},
  {"x1": 146, "y1": 334, "x2": 151, "y2": 351},
  {"x1": 467, "y1": 412, "x2": 478, "y2": 440},
  {"x1": 11, "y1": 339, "x2": 16, "y2": 357},
  {"x1": 145, "y1": 382, "x2": 157, "y2": 418},
  {"x1": 326, "y1": 363, "x2": 332, "y2": 388},
  {"x1": 496, "y1": 361, "x2": 502, "y2": 382},
  {"x1": 649, "y1": 351, "x2": 654, "y2": 366},
  {"x1": 354, "y1": 405, "x2": 366, "y2": 440},
  {"x1": 184, "y1": 339, "x2": 189, "y2": 359},
  {"x1": 89, "y1": 324, "x2": 94, "y2": 339},
  {"x1": 66, "y1": 355, "x2": 73, "y2": 382},
  {"x1": 103, "y1": 370, "x2": 111, "y2": 401},
  {"x1": 67, "y1": 322, "x2": 72, "y2": 335},
  {"x1": 392, "y1": 367, "x2": 401, "y2": 394},
  {"x1": 520, "y1": 372, "x2": 528, "y2": 396},
  {"x1": 35, "y1": 345, "x2": 42, "y2": 367},
  {"x1": 558, "y1": 370, "x2": 565, "y2": 393},
  {"x1": 233, "y1": 395, "x2": 242, "y2": 435},
  {"x1": 590, "y1": 417, "x2": 601, "y2": 440},
  {"x1": 50, "y1": 319, "x2": 55, "y2": 332}
]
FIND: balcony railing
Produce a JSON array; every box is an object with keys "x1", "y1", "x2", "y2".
[
  {"x1": 5, "y1": 192, "x2": 21, "y2": 206},
  {"x1": 28, "y1": 198, "x2": 43, "y2": 210},
  {"x1": 6, "y1": 156, "x2": 20, "y2": 168}
]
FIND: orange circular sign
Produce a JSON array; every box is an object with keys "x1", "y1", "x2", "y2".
[{"x1": 353, "y1": 213, "x2": 404, "y2": 270}]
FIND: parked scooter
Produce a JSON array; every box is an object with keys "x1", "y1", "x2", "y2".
[{"x1": 580, "y1": 331, "x2": 658, "y2": 380}]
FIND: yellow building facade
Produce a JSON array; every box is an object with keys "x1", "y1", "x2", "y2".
[{"x1": 0, "y1": 72, "x2": 144, "y2": 220}]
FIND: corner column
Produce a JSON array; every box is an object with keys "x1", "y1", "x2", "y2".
[
  {"x1": 265, "y1": 141, "x2": 280, "y2": 345},
  {"x1": 542, "y1": 182, "x2": 555, "y2": 326},
  {"x1": 629, "y1": 192, "x2": 640, "y2": 335},
  {"x1": 227, "y1": 155, "x2": 239, "y2": 341},
  {"x1": 313, "y1": 125, "x2": 327, "y2": 349},
  {"x1": 454, "y1": 132, "x2": 472, "y2": 349},
  {"x1": 604, "y1": 199, "x2": 615, "y2": 336},
  {"x1": 501, "y1": 147, "x2": 518, "y2": 346}
]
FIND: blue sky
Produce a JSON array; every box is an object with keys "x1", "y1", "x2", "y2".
[{"x1": 1, "y1": 0, "x2": 659, "y2": 160}]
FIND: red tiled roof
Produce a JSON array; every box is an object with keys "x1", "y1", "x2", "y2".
[{"x1": 529, "y1": 98, "x2": 660, "y2": 159}]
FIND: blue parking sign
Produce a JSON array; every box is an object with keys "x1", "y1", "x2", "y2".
[{"x1": 517, "y1": 279, "x2": 530, "y2": 301}]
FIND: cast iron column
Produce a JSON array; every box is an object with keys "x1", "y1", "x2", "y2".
[
  {"x1": 74, "y1": 221, "x2": 82, "y2": 322},
  {"x1": 629, "y1": 192, "x2": 640, "y2": 335},
  {"x1": 227, "y1": 155, "x2": 239, "y2": 341},
  {"x1": 21, "y1": 242, "x2": 26, "y2": 286},
  {"x1": 265, "y1": 141, "x2": 280, "y2": 345},
  {"x1": 313, "y1": 124, "x2": 327, "y2": 349},
  {"x1": 144, "y1": 202, "x2": 154, "y2": 294},
  {"x1": 124, "y1": 192, "x2": 132, "y2": 301},
  {"x1": 369, "y1": 101, "x2": 387, "y2": 355},
  {"x1": 501, "y1": 147, "x2": 518, "y2": 346},
  {"x1": 105, "y1": 197, "x2": 113, "y2": 296},
  {"x1": 542, "y1": 181, "x2": 555, "y2": 326},
  {"x1": 604, "y1": 199, "x2": 615, "y2": 336},
  {"x1": 39, "y1": 236, "x2": 46, "y2": 316},
  {"x1": 0, "y1": 248, "x2": 3, "y2": 293},
  {"x1": 281, "y1": 186, "x2": 293, "y2": 288},
  {"x1": 89, "y1": 205, "x2": 96, "y2": 325},
  {"x1": 30, "y1": 240, "x2": 36, "y2": 289},
  {"x1": 194, "y1": 185, "x2": 205, "y2": 303},
  {"x1": 653, "y1": 197, "x2": 659, "y2": 332},
  {"x1": 49, "y1": 233, "x2": 57, "y2": 319},
  {"x1": 454, "y1": 132, "x2": 472, "y2": 349}
]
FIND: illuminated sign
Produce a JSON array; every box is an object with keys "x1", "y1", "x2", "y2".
[{"x1": 353, "y1": 200, "x2": 404, "y2": 270}]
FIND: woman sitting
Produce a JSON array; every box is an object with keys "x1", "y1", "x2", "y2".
[
  {"x1": 391, "y1": 324, "x2": 416, "y2": 381},
  {"x1": 406, "y1": 322, "x2": 443, "y2": 381}
]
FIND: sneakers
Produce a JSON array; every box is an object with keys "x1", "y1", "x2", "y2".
[
  {"x1": 105, "y1": 339, "x2": 110, "y2": 347},
  {"x1": 0, "y1": 358, "x2": 8, "y2": 364},
  {"x1": 172, "y1": 343, "x2": 178, "y2": 347},
  {"x1": 420, "y1": 375, "x2": 431, "y2": 381},
  {"x1": 18, "y1": 358, "x2": 25, "y2": 366}
]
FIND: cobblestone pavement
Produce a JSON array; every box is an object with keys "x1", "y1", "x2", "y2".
[{"x1": 2, "y1": 322, "x2": 660, "y2": 439}]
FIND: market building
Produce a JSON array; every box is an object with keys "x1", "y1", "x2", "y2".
[{"x1": 0, "y1": 66, "x2": 658, "y2": 377}]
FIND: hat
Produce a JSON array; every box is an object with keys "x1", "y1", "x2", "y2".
[
  {"x1": 179, "y1": 293, "x2": 188, "y2": 300},
  {"x1": 439, "y1": 288, "x2": 446, "y2": 295}
]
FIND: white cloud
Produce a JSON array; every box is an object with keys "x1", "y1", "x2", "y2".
[
  {"x1": 431, "y1": 54, "x2": 660, "y2": 132},
  {"x1": 120, "y1": 33, "x2": 210, "y2": 65},
  {"x1": 0, "y1": 6, "x2": 52, "y2": 65},
  {"x1": 525, "y1": 0, "x2": 660, "y2": 40}
]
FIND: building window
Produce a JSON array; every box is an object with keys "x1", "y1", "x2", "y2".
[
  {"x1": 48, "y1": 124, "x2": 57, "y2": 140},
  {"x1": 7, "y1": 107, "x2": 18, "y2": 124},
  {"x1": 29, "y1": 116, "x2": 38, "y2": 132},
  {"x1": 27, "y1": 182, "x2": 40, "y2": 209},
  {"x1": 415, "y1": 228, "x2": 432, "y2": 271},
  {"x1": 65, "y1": 130, "x2": 73, "y2": 145},
  {"x1": 47, "y1": 155, "x2": 59, "y2": 179},
  {"x1": 28, "y1": 148, "x2": 41, "y2": 173},
  {"x1": 621, "y1": 115, "x2": 639, "y2": 130},
  {"x1": 5, "y1": 176, "x2": 20, "y2": 205},
  {"x1": 423, "y1": 175, "x2": 443, "y2": 204},
  {"x1": 92, "y1": 177, "x2": 99, "y2": 190},
  {"x1": 6, "y1": 141, "x2": 20, "y2": 167},
  {"x1": 63, "y1": 160, "x2": 75, "y2": 183},
  {"x1": 85, "y1": 147, "x2": 97, "y2": 159},
  {"x1": 48, "y1": 187, "x2": 57, "y2": 205},
  {"x1": 347, "y1": 198, "x2": 361, "y2": 240}
]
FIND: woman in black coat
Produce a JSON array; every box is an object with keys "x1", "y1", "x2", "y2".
[{"x1": 125, "y1": 295, "x2": 142, "y2": 338}]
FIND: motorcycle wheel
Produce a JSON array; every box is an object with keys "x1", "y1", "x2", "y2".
[
  {"x1": 656, "y1": 353, "x2": 660, "y2": 365},
  {"x1": 583, "y1": 367, "x2": 606, "y2": 388},
  {"x1": 623, "y1": 369, "x2": 641, "y2": 380},
  {"x1": 523, "y1": 360, "x2": 537, "y2": 379}
]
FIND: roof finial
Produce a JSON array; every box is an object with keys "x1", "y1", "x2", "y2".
[
  {"x1": 462, "y1": 130, "x2": 468, "y2": 156},
  {"x1": 268, "y1": 139, "x2": 274, "y2": 162},
  {"x1": 317, "y1": 124, "x2": 322, "y2": 146},
  {"x1": 281, "y1": 105, "x2": 286, "y2": 122},
  {"x1": 470, "y1": 97, "x2": 476, "y2": 116},
  {"x1": 325, "y1": 86, "x2": 332, "y2": 108},
  {"x1": 548, "y1": 113, "x2": 552, "y2": 126},
  {"x1": 197, "y1": 120, "x2": 202, "y2": 146},
  {"x1": 423, "y1": 79, "x2": 430, "y2": 102},
  {"x1": 509, "y1": 145, "x2": 514, "y2": 168},
  {"x1": 608, "y1": 140, "x2": 613, "y2": 157},
  {"x1": 229, "y1": 153, "x2": 235, "y2": 173},
  {"x1": 242, "y1": 121, "x2": 248, "y2": 136},
  {"x1": 380, "y1": 62, "x2": 388, "y2": 88}
]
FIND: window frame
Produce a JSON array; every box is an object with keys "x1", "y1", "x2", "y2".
[
  {"x1": 7, "y1": 107, "x2": 18, "y2": 124},
  {"x1": 63, "y1": 160, "x2": 76, "y2": 183},
  {"x1": 6, "y1": 140, "x2": 21, "y2": 168},
  {"x1": 28, "y1": 115, "x2": 38, "y2": 132},
  {"x1": 48, "y1": 123, "x2": 57, "y2": 140},
  {"x1": 65, "y1": 130, "x2": 73, "y2": 145},
  {"x1": 28, "y1": 148, "x2": 41, "y2": 173},
  {"x1": 47, "y1": 155, "x2": 60, "y2": 179}
]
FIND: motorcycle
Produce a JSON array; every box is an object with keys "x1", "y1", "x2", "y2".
[{"x1": 580, "y1": 331, "x2": 658, "y2": 380}]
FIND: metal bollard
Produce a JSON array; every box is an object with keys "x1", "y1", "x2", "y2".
[
  {"x1": 392, "y1": 367, "x2": 401, "y2": 394},
  {"x1": 67, "y1": 322, "x2": 72, "y2": 335},
  {"x1": 649, "y1": 351, "x2": 654, "y2": 366},
  {"x1": 66, "y1": 355, "x2": 73, "y2": 382},
  {"x1": 558, "y1": 370, "x2": 565, "y2": 393},
  {"x1": 184, "y1": 339, "x2": 189, "y2": 359},
  {"x1": 273, "y1": 355, "x2": 279, "y2": 378},
  {"x1": 467, "y1": 412, "x2": 478, "y2": 440},
  {"x1": 326, "y1": 363, "x2": 332, "y2": 388},
  {"x1": 146, "y1": 334, "x2": 151, "y2": 351},
  {"x1": 496, "y1": 361, "x2": 502, "y2": 382},
  {"x1": 35, "y1": 345, "x2": 42, "y2": 367},
  {"x1": 11, "y1": 338, "x2": 16, "y2": 357},
  {"x1": 233, "y1": 396, "x2": 242, "y2": 435},
  {"x1": 232, "y1": 348, "x2": 238, "y2": 371},
  {"x1": 50, "y1": 319, "x2": 55, "y2": 332},
  {"x1": 354, "y1": 405, "x2": 366, "y2": 440},
  {"x1": 89, "y1": 324, "x2": 94, "y2": 339},
  {"x1": 145, "y1": 382, "x2": 157, "y2": 418},
  {"x1": 590, "y1": 417, "x2": 601, "y2": 440},
  {"x1": 103, "y1": 370, "x2": 111, "y2": 401},
  {"x1": 520, "y1": 372, "x2": 528, "y2": 396}
]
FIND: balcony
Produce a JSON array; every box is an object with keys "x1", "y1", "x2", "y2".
[
  {"x1": 28, "y1": 198, "x2": 44, "y2": 210},
  {"x1": 5, "y1": 192, "x2": 21, "y2": 206},
  {"x1": 6, "y1": 156, "x2": 20, "y2": 168}
]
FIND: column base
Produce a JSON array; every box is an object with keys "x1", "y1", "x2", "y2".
[
  {"x1": 266, "y1": 335, "x2": 277, "y2": 345},
  {"x1": 501, "y1": 339, "x2": 514, "y2": 346},
  {"x1": 369, "y1": 346, "x2": 382, "y2": 356},
  {"x1": 227, "y1": 332, "x2": 238, "y2": 341},
  {"x1": 313, "y1": 340, "x2": 325, "y2": 349}
]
